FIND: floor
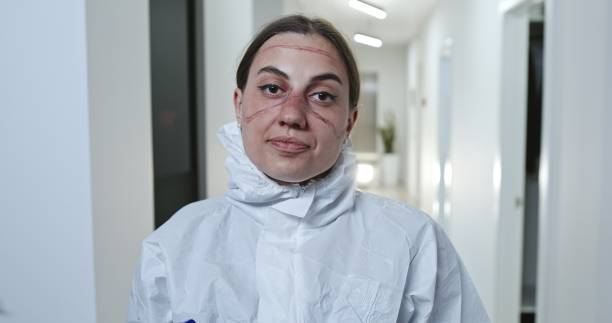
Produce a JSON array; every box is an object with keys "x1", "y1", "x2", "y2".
[{"x1": 521, "y1": 313, "x2": 535, "y2": 323}]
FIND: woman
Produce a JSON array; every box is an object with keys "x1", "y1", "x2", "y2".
[{"x1": 128, "y1": 15, "x2": 490, "y2": 323}]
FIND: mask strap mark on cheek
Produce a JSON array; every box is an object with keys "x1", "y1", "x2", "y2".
[
  {"x1": 307, "y1": 109, "x2": 344, "y2": 139},
  {"x1": 242, "y1": 98, "x2": 286, "y2": 124},
  {"x1": 242, "y1": 89, "x2": 345, "y2": 138},
  {"x1": 242, "y1": 90, "x2": 295, "y2": 124}
]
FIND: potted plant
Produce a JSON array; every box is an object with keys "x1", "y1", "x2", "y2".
[{"x1": 378, "y1": 111, "x2": 399, "y2": 187}]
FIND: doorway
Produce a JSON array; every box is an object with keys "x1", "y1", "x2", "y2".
[
  {"x1": 149, "y1": 0, "x2": 204, "y2": 228},
  {"x1": 497, "y1": 1, "x2": 544, "y2": 323},
  {"x1": 521, "y1": 8, "x2": 544, "y2": 323}
]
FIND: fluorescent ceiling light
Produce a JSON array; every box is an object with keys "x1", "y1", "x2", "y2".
[
  {"x1": 348, "y1": 0, "x2": 387, "y2": 19},
  {"x1": 353, "y1": 33, "x2": 383, "y2": 48}
]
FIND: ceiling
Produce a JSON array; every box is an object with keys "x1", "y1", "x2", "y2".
[{"x1": 283, "y1": 0, "x2": 437, "y2": 45}]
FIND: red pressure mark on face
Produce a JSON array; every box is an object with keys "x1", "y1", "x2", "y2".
[
  {"x1": 260, "y1": 44, "x2": 338, "y2": 61},
  {"x1": 243, "y1": 102, "x2": 281, "y2": 124},
  {"x1": 242, "y1": 91, "x2": 344, "y2": 138}
]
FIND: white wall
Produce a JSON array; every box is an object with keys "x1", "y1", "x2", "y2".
[
  {"x1": 86, "y1": 0, "x2": 154, "y2": 322},
  {"x1": 0, "y1": 1, "x2": 97, "y2": 322},
  {"x1": 205, "y1": 0, "x2": 255, "y2": 197},
  {"x1": 0, "y1": 1, "x2": 154, "y2": 322},
  {"x1": 254, "y1": 0, "x2": 283, "y2": 32},
  {"x1": 405, "y1": 43, "x2": 422, "y2": 205},
  {"x1": 414, "y1": 0, "x2": 503, "y2": 317},
  {"x1": 537, "y1": 0, "x2": 612, "y2": 321},
  {"x1": 352, "y1": 44, "x2": 408, "y2": 184},
  {"x1": 600, "y1": 4, "x2": 612, "y2": 320},
  {"x1": 413, "y1": 6, "x2": 445, "y2": 217}
]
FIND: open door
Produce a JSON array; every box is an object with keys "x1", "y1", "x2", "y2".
[{"x1": 496, "y1": 1, "x2": 544, "y2": 323}]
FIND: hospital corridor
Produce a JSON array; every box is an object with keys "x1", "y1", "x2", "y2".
[{"x1": 1, "y1": 0, "x2": 610, "y2": 322}]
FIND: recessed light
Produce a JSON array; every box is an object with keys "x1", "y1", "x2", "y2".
[
  {"x1": 353, "y1": 33, "x2": 383, "y2": 48},
  {"x1": 348, "y1": 0, "x2": 387, "y2": 19}
]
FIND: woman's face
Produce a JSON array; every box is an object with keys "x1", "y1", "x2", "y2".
[{"x1": 234, "y1": 32, "x2": 358, "y2": 183}]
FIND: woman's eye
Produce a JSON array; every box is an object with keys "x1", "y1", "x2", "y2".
[
  {"x1": 311, "y1": 91, "x2": 337, "y2": 103},
  {"x1": 258, "y1": 84, "x2": 283, "y2": 96}
]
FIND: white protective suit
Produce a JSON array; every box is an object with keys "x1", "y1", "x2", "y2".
[{"x1": 127, "y1": 122, "x2": 490, "y2": 323}]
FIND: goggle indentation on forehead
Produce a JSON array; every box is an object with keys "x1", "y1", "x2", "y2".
[{"x1": 259, "y1": 44, "x2": 337, "y2": 61}]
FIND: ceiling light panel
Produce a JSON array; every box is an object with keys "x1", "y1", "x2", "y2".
[
  {"x1": 353, "y1": 33, "x2": 383, "y2": 48},
  {"x1": 348, "y1": 0, "x2": 387, "y2": 19}
]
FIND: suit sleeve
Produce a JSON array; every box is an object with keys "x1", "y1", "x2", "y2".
[
  {"x1": 397, "y1": 222, "x2": 491, "y2": 323},
  {"x1": 126, "y1": 240, "x2": 172, "y2": 323}
]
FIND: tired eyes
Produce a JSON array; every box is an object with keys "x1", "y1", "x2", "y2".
[
  {"x1": 311, "y1": 92, "x2": 337, "y2": 103},
  {"x1": 258, "y1": 84, "x2": 283, "y2": 96},
  {"x1": 257, "y1": 83, "x2": 338, "y2": 104}
]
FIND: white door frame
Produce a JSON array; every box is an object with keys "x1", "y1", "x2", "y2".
[{"x1": 496, "y1": 1, "x2": 543, "y2": 323}]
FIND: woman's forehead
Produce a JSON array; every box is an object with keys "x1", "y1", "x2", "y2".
[
  {"x1": 251, "y1": 33, "x2": 347, "y2": 78},
  {"x1": 258, "y1": 33, "x2": 340, "y2": 61}
]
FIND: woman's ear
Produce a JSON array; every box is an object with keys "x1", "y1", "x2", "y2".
[
  {"x1": 346, "y1": 108, "x2": 359, "y2": 135},
  {"x1": 233, "y1": 88, "x2": 243, "y2": 124}
]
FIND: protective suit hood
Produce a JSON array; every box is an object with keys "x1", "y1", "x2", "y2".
[{"x1": 219, "y1": 121, "x2": 356, "y2": 226}]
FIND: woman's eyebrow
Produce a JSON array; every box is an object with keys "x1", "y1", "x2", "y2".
[
  {"x1": 256, "y1": 66, "x2": 342, "y2": 85},
  {"x1": 257, "y1": 66, "x2": 289, "y2": 79},
  {"x1": 310, "y1": 73, "x2": 343, "y2": 85}
]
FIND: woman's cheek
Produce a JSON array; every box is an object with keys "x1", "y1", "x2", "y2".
[
  {"x1": 243, "y1": 100, "x2": 285, "y2": 125},
  {"x1": 309, "y1": 110, "x2": 348, "y2": 139}
]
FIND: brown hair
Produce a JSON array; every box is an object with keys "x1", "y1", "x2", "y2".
[{"x1": 236, "y1": 15, "x2": 360, "y2": 109}]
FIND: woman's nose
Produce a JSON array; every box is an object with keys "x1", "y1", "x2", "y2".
[{"x1": 277, "y1": 94, "x2": 307, "y2": 129}]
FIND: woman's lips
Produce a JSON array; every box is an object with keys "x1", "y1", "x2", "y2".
[{"x1": 268, "y1": 136, "x2": 311, "y2": 153}]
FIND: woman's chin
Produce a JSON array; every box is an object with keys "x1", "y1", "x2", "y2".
[
  {"x1": 264, "y1": 171, "x2": 313, "y2": 185},
  {"x1": 262, "y1": 165, "x2": 335, "y2": 186}
]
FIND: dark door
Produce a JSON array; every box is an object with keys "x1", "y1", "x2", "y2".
[{"x1": 150, "y1": 0, "x2": 203, "y2": 228}]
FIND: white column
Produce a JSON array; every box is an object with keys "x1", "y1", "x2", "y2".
[
  {"x1": 86, "y1": 0, "x2": 154, "y2": 322},
  {"x1": 538, "y1": 0, "x2": 612, "y2": 322},
  {"x1": 204, "y1": 0, "x2": 255, "y2": 196}
]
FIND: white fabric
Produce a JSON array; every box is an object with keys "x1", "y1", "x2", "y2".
[{"x1": 127, "y1": 122, "x2": 490, "y2": 323}]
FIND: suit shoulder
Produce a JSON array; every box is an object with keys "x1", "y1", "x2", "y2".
[
  {"x1": 355, "y1": 190, "x2": 438, "y2": 243},
  {"x1": 145, "y1": 197, "x2": 229, "y2": 243}
]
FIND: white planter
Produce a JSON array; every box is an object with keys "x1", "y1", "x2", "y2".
[{"x1": 381, "y1": 153, "x2": 400, "y2": 187}]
